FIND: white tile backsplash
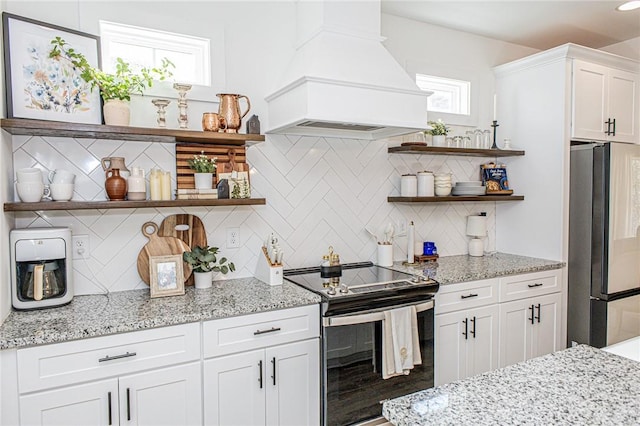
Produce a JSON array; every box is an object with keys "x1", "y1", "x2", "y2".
[{"x1": 12, "y1": 133, "x2": 496, "y2": 295}]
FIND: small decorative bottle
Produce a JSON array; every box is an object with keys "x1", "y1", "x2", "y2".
[{"x1": 105, "y1": 169, "x2": 127, "y2": 201}]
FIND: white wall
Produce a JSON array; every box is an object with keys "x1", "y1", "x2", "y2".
[{"x1": 3, "y1": 1, "x2": 544, "y2": 295}]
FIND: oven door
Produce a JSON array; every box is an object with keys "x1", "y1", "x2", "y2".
[{"x1": 322, "y1": 300, "x2": 434, "y2": 426}]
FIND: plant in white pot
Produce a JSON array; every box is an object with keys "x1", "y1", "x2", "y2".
[
  {"x1": 425, "y1": 119, "x2": 450, "y2": 147},
  {"x1": 183, "y1": 245, "x2": 235, "y2": 289},
  {"x1": 188, "y1": 151, "x2": 217, "y2": 190},
  {"x1": 49, "y1": 37, "x2": 174, "y2": 126}
]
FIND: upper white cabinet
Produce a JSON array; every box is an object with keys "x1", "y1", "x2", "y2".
[{"x1": 572, "y1": 60, "x2": 639, "y2": 143}]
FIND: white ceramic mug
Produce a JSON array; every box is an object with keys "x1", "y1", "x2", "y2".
[
  {"x1": 50, "y1": 183, "x2": 74, "y2": 201},
  {"x1": 16, "y1": 168, "x2": 43, "y2": 183},
  {"x1": 48, "y1": 169, "x2": 76, "y2": 184},
  {"x1": 16, "y1": 182, "x2": 48, "y2": 203}
]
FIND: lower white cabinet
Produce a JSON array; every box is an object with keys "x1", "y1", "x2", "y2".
[
  {"x1": 19, "y1": 363, "x2": 202, "y2": 426},
  {"x1": 204, "y1": 339, "x2": 319, "y2": 426},
  {"x1": 435, "y1": 305, "x2": 499, "y2": 386},
  {"x1": 499, "y1": 292, "x2": 562, "y2": 368}
]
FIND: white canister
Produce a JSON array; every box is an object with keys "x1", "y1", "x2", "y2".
[
  {"x1": 417, "y1": 171, "x2": 434, "y2": 197},
  {"x1": 127, "y1": 167, "x2": 147, "y2": 201},
  {"x1": 377, "y1": 244, "x2": 393, "y2": 267},
  {"x1": 400, "y1": 174, "x2": 418, "y2": 197}
]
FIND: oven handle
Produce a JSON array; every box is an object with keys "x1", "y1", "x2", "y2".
[{"x1": 323, "y1": 300, "x2": 434, "y2": 327}]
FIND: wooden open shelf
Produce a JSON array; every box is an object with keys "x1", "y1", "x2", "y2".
[
  {"x1": 388, "y1": 145, "x2": 525, "y2": 157},
  {"x1": 4, "y1": 198, "x2": 266, "y2": 212},
  {"x1": 388, "y1": 195, "x2": 524, "y2": 203},
  {"x1": 1, "y1": 118, "x2": 265, "y2": 146}
]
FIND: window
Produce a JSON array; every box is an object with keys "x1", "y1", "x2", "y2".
[
  {"x1": 416, "y1": 74, "x2": 470, "y2": 116},
  {"x1": 99, "y1": 21, "x2": 210, "y2": 86}
]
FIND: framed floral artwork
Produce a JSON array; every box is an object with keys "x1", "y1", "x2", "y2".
[{"x1": 2, "y1": 13, "x2": 103, "y2": 124}]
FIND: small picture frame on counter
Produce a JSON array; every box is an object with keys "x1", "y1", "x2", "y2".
[{"x1": 149, "y1": 254, "x2": 185, "y2": 298}]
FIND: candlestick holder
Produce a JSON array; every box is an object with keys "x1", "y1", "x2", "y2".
[
  {"x1": 151, "y1": 99, "x2": 171, "y2": 128},
  {"x1": 490, "y1": 120, "x2": 500, "y2": 150},
  {"x1": 173, "y1": 83, "x2": 192, "y2": 129}
]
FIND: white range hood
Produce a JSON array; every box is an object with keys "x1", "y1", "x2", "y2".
[{"x1": 265, "y1": 0, "x2": 429, "y2": 140}]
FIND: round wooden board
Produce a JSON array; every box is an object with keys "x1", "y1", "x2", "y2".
[
  {"x1": 137, "y1": 221, "x2": 192, "y2": 285},
  {"x1": 158, "y1": 214, "x2": 207, "y2": 286}
]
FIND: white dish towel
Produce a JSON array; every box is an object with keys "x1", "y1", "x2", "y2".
[{"x1": 382, "y1": 305, "x2": 422, "y2": 379}]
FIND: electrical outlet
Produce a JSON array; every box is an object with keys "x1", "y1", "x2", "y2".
[
  {"x1": 72, "y1": 235, "x2": 90, "y2": 260},
  {"x1": 227, "y1": 228, "x2": 240, "y2": 248}
]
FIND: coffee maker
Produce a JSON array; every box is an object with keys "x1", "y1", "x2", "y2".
[{"x1": 10, "y1": 228, "x2": 74, "y2": 310}]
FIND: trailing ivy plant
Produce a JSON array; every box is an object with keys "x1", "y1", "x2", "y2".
[{"x1": 49, "y1": 37, "x2": 174, "y2": 102}]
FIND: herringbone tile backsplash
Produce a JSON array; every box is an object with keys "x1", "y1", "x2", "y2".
[{"x1": 12, "y1": 134, "x2": 496, "y2": 295}]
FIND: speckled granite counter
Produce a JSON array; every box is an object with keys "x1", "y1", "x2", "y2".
[
  {"x1": 383, "y1": 345, "x2": 640, "y2": 425},
  {"x1": 0, "y1": 277, "x2": 321, "y2": 350},
  {"x1": 392, "y1": 252, "x2": 564, "y2": 286}
]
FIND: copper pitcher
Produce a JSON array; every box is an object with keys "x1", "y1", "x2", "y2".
[{"x1": 217, "y1": 94, "x2": 251, "y2": 133}]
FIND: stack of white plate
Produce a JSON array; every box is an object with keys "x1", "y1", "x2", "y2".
[{"x1": 452, "y1": 181, "x2": 486, "y2": 196}]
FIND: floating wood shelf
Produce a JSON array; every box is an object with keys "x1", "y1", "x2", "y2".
[
  {"x1": 4, "y1": 198, "x2": 266, "y2": 212},
  {"x1": 0, "y1": 118, "x2": 265, "y2": 146},
  {"x1": 388, "y1": 145, "x2": 525, "y2": 157},
  {"x1": 388, "y1": 195, "x2": 525, "y2": 203}
]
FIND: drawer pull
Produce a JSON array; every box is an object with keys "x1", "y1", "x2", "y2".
[
  {"x1": 98, "y1": 352, "x2": 137, "y2": 363},
  {"x1": 527, "y1": 283, "x2": 543, "y2": 288},
  {"x1": 254, "y1": 327, "x2": 282, "y2": 335},
  {"x1": 460, "y1": 293, "x2": 478, "y2": 299}
]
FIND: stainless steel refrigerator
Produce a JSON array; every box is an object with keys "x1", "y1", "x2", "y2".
[{"x1": 568, "y1": 142, "x2": 640, "y2": 348}]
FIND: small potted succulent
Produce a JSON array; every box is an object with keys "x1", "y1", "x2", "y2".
[
  {"x1": 425, "y1": 119, "x2": 450, "y2": 147},
  {"x1": 187, "y1": 151, "x2": 217, "y2": 190},
  {"x1": 49, "y1": 37, "x2": 174, "y2": 126},
  {"x1": 183, "y1": 245, "x2": 235, "y2": 289}
]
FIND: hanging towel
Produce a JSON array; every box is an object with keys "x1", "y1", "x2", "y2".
[{"x1": 382, "y1": 305, "x2": 422, "y2": 379}]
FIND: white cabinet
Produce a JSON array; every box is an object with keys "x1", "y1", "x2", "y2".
[
  {"x1": 434, "y1": 279, "x2": 499, "y2": 386},
  {"x1": 498, "y1": 270, "x2": 563, "y2": 368},
  {"x1": 572, "y1": 60, "x2": 639, "y2": 144},
  {"x1": 14, "y1": 323, "x2": 202, "y2": 426},
  {"x1": 202, "y1": 305, "x2": 320, "y2": 426}
]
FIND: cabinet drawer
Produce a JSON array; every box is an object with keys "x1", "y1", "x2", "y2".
[
  {"x1": 499, "y1": 269, "x2": 562, "y2": 302},
  {"x1": 435, "y1": 279, "x2": 499, "y2": 314},
  {"x1": 17, "y1": 323, "x2": 200, "y2": 393},
  {"x1": 203, "y1": 305, "x2": 320, "y2": 358}
]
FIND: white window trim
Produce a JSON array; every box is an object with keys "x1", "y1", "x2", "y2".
[{"x1": 99, "y1": 21, "x2": 225, "y2": 103}]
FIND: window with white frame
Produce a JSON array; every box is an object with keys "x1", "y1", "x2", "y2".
[
  {"x1": 99, "y1": 21, "x2": 211, "y2": 86},
  {"x1": 416, "y1": 73, "x2": 470, "y2": 116}
]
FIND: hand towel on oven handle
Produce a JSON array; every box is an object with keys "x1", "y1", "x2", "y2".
[{"x1": 382, "y1": 306, "x2": 422, "y2": 379}]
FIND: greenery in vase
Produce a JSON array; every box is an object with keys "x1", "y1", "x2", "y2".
[
  {"x1": 183, "y1": 245, "x2": 236, "y2": 274},
  {"x1": 49, "y1": 37, "x2": 174, "y2": 102},
  {"x1": 425, "y1": 119, "x2": 450, "y2": 136},
  {"x1": 188, "y1": 151, "x2": 217, "y2": 173}
]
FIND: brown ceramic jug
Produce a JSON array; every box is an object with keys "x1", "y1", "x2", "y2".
[
  {"x1": 216, "y1": 94, "x2": 251, "y2": 133},
  {"x1": 105, "y1": 169, "x2": 127, "y2": 201}
]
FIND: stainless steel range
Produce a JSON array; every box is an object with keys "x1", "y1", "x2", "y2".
[{"x1": 284, "y1": 261, "x2": 438, "y2": 426}]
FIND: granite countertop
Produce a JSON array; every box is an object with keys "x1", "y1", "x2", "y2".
[
  {"x1": 392, "y1": 252, "x2": 565, "y2": 285},
  {"x1": 383, "y1": 345, "x2": 640, "y2": 425},
  {"x1": 0, "y1": 277, "x2": 321, "y2": 350}
]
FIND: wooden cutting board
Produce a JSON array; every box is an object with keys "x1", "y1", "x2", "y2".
[
  {"x1": 159, "y1": 214, "x2": 207, "y2": 285},
  {"x1": 137, "y1": 221, "x2": 192, "y2": 285}
]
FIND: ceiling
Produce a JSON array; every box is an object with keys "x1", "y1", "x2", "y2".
[{"x1": 381, "y1": 1, "x2": 640, "y2": 50}]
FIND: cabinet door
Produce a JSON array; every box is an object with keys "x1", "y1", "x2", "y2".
[
  {"x1": 119, "y1": 362, "x2": 202, "y2": 426},
  {"x1": 265, "y1": 339, "x2": 320, "y2": 426},
  {"x1": 530, "y1": 293, "x2": 562, "y2": 359},
  {"x1": 499, "y1": 298, "x2": 534, "y2": 368},
  {"x1": 608, "y1": 68, "x2": 639, "y2": 144},
  {"x1": 466, "y1": 305, "x2": 500, "y2": 378},
  {"x1": 20, "y1": 379, "x2": 118, "y2": 426},
  {"x1": 572, "y1": 60, "x2": 608, "y2": 141},
  {"x1": 204, "y1": 350, "x2": 265, "y2": 426},
  {"x1": 434, "y1": 310, "x2": 468, "y2": 386}
]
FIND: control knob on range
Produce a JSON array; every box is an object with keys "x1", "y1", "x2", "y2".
[
  {"x1": 327, "y1": 287, "x2": 337, "y2": 296},
  {"x1": 411, "y1": 276, "x2": 420, "y2": 283},
  {"x1": 339, "y1": 284, "x2": 349, "y2": 294}
]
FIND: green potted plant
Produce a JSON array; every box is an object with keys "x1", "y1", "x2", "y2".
[
  {"x1": 183, "y1": 245, "x2": 235, "y2": 289},
  {"x1": 425, "y1": 119, "x2": 450, "y2": 147},
  {"x1": 49, "y1": 37, "x2": 174, "y2": 126},
  {"x1": 187, "y1": 151, "x2": 217, "y2": 190}
]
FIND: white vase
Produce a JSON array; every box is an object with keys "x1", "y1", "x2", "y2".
[
  {"x1": 194, "y1": 173, "x2": 213, "y2": 190},
  {"x1": 103, "y1": 99, "x2": 131, "y2": 126},
  {"x1": 194, "y1": 271, "x2": 213, "y2": 289},
  {"x1": 432, "y1": 135, "x2": 446, "y2": 147}
]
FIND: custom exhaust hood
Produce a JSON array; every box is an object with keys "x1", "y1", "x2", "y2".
[{"x1": 265, "y1": 0, "x2": 429, "y2": 140}]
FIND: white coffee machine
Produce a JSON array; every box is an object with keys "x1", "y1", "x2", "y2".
[{"x1": 10, "y1": 228, "x2": 74, "y2": 310}]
